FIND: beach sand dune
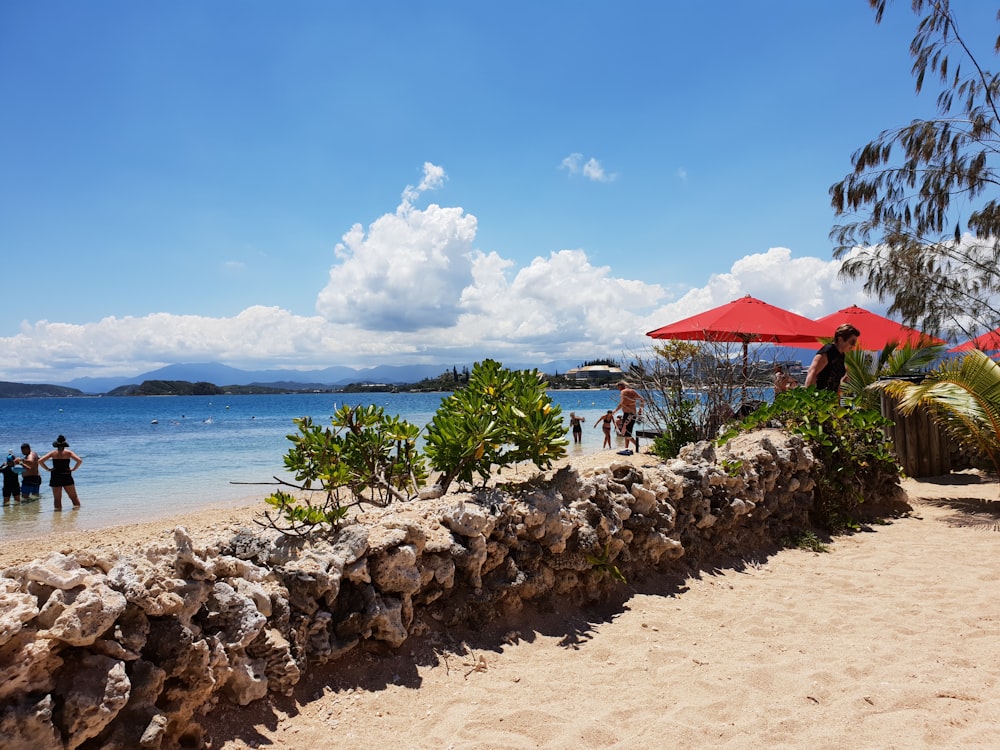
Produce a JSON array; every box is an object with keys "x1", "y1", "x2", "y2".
[{"x1": 196, "y1": 472, "x2": 1000, "y2": 750}]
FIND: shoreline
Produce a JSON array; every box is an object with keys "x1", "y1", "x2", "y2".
[{"x1": 0, "y1": 446, "x2": 640, "y2": 569}]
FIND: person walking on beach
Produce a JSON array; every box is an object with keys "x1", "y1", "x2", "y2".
[
  {"x1": 612, "y1": 381, "x2": 645, "y2": 455},
  {"x1": 19, "y1": 443, "x2": 42, "y2": 500},
  {"x1": 1, "y1": 452, "x2": 22, "y2": 505},
  {"x1": 805, "y1": 324, "x2": 860, "y2": 394},
  {"x1": 38, "y1": 435, "x2": 82, "y2": 510},
  {"x1": 569, "y1": 412, "x2": 585, "y2": 444},
  {"x1": 595, "y1": 410, "x2": 615, "y2": 449}
]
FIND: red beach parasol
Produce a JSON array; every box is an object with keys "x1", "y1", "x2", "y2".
[
  {"x1": 785, "y1": 305, "x2": 946, "y2": 352},
  {"x1": 949, "y1": 326, "x2": 1000, "y2": 353},
  {"x1": 646, "y1": 295, "x2": 828, "y2": 378}
]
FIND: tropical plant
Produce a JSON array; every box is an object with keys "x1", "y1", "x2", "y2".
[
  {"x1": 720, "y1": 387, "x2": 899, "y2": 530},
  {"x1": 631, "y1": 340, "x2": 771, "y2": 459},
  {"x1": 257, "y1": 404, "x2": 427, "y2": 535},
  {"x1": 830, "y1": 1, "x2": 1000, "y2": 337},
  {"x1": 842, "y1": 341, "x2": 946, "y2": 410},
  {"x1": 873, "y1": 349, "x2": 1000, "y2": 476},
  {"x1": 423, "y1": 359, "x2": 568, "y2": 492}
]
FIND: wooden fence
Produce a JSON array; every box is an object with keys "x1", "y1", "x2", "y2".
[{"x1": 879, "y1": 392, "x2": 952, "y2": 477}]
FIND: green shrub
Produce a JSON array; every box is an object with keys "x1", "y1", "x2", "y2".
[
  {"x1": 650, "y1": 398, "x2": 699, "y2": 459},
  {"x1": 258, "y1": 404, "x2": 426, "y2": 535},
  {"x1": 720, "y1": 387, "x2": 898, "y2": 531},
  {"x1": 423, "y1": 359, "x2": 568, "y2": 492}
]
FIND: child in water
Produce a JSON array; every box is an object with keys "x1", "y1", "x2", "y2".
[{"x1": 594, "y1": 410, "x2": 615, "y2": 449}]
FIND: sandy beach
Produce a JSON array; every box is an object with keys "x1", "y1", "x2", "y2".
[{"x1": 3, "y1": 458, "x2": 998, "y2": 749}]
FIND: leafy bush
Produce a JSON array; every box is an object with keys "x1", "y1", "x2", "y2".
[
  {"x1": 260, "y1": 361, "x2": 570, "y2": 536},
  {"x1": 258, "y1": 404, "x2": 427, "y2": 535},
  {"x1": 650, "y1": 397, "x2": 699, "y2": 459},
  {"x1": 423, "y1": 359, "x2": 568, "y2": 492},
  {"x1": 720, "y1": 387, "x2": 898, "y2": 531}
]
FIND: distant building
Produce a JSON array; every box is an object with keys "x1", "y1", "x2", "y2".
[{"x1": 564, "y1": 364, "x2": 624, "y2": 383}]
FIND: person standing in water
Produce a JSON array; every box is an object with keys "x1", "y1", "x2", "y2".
[
  {"x1": 1, "y1": 452, "x2": 21, "y2": 505},
  {"x1": 594, "y1": 410, "x2": 615, "y2": 449},
  {"x1": 612, "y1": 381, "x2": 645, "y2": 454},
  {"x1": 39, "y1": 435, "x2": 82, "y2": 510},
  {"x1": 19, "y1": 443, "x2": 42, "y2": 500},
  {"x1": 568, "y1": 412, "x2": 585, "y2": 444}
]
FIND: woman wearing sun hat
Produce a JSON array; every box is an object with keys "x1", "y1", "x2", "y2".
[{"x1": 38, "y1": 435, "x2": 83, "y2": 510}]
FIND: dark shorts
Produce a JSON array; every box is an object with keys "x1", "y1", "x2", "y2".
[
  {"x1": 622, "y1": 412, "x2": 637, "y2": 437},
  {"x1": 21, "y1": 475, "x2": 42, "y2": 496}
]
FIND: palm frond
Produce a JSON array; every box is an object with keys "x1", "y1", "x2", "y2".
[
  {"x1": 874, "y1": 350, "x2": 1000, "y2": 474},
  {"x1": 846, "y1": 342, "x2": 946, "y2": 408}
]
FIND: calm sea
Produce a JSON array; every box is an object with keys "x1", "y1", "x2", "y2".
[{"x1": 0, "y1": 389, "x2": 628, "y2": 540}]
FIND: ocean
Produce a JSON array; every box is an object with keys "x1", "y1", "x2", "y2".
[{"x1": 0, "y1": 389, "x2": 629, "y2": 540}]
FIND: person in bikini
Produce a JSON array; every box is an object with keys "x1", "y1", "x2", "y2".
[{"x1": 594, "y1": 410, "x2": 615, "y2": 449}]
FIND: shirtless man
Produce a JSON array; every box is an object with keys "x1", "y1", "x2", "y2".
[
  {"x1": 612, "y1": 381, "x2": 645, "y2": 454},
  {"x1": 19, "y1": 443, "x2": 42, "y2": 500}
]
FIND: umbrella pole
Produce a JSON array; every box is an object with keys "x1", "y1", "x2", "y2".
[{"x1": 741, "y1": 339, "x2": 749, "y2": 403}]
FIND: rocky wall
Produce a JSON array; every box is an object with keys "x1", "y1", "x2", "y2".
[{"x1": 0, "y1": 429, "x2": 907, "y2": 749}]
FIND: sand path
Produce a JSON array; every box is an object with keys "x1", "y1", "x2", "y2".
[{"x1": 199, "y1": 473, "x2": 999, "y2": 750}]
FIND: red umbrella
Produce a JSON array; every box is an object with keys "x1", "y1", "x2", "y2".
[
  {"x1": 646, "y1": 295, "x2": 828, "y2": 378},
  {"x1": 949, "y1": 326, "x2": 1000, "y2": 353},
  {"x1": 784, "y1": 305, "x2": 946, "y2": 351}
]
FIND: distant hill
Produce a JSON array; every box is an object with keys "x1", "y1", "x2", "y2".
[
  {"x1": 0, "y1": 381, "x2": 84, "y2": 398},
  {"x1": 106, "y1": 380, "x2": 292, "y2": 396},
  {"x1": 58, "y1": 360, "x2": 584, "y2": 394}
]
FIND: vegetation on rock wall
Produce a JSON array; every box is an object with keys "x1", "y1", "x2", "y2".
[{"x1": 721, "y1": 387, "x2": 899, "y2": 531}]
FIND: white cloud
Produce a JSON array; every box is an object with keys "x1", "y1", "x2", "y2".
[
  {"x1": 559, "y1": 153, "x2": 617, "y2": 182},
  {"x1": 0, "y1": 169, "x2": 884, "y2": 383},
  {"x1": 317, "y1": 163, "x2": 477, "y2": 331},
  {"x1": 640, "y1": 247, "x2": 877, "y2": 334}
]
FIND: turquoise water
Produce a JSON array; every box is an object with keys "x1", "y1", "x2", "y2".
[{"x1": 0, "y1": 389, "x2": 628, "y2": 539}]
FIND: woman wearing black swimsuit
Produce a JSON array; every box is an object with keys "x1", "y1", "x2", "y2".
[{"x1": 38, "y1": 434, "x2": 83, "y2": 510}]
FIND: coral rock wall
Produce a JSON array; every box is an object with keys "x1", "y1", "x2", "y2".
[{"x1": 0, "y1": 430, "x2": 903, "y2": 749}]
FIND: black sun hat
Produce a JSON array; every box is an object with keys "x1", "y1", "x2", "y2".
[{"x1": 52, "y1": 435, "x2": 69, "y2": 448}]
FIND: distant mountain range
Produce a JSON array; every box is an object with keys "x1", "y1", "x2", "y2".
[{"x1": 56, "y1": 360, "x2": 585, "y2": 395}]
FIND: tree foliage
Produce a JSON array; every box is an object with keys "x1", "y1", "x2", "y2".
[
  {"x1": 831, "y1": 0, "x2": 1000, "y2": 336},
  {"x1": 423, "y1": 359, "x2": 567, "y2": 492}
]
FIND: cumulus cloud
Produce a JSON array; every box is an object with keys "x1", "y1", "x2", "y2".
[
  {"x1": 559, "y1": 153, "x2": 617, "y2": 182},
  {"x1": 639, "y1": 247, "x2": 878, "y2": 334},
  {"x1": 0, "y1": 167, "x2": 882, "y2": 383},
  {"x1": 317, "y1": 162, "x2": 477, "y2": 331}
]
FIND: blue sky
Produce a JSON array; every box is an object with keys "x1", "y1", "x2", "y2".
[{"x1": 0, "y1": 1, "x2": 987, "y2": 382}]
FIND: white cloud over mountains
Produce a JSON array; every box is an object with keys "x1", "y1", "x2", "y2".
[{"x1": 2, "y1": 164, "x2": 875, "y2": 383}]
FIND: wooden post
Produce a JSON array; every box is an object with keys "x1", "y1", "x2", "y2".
[{"x1": 880, "y1": 391, "x2": 951, "y2": 477}]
